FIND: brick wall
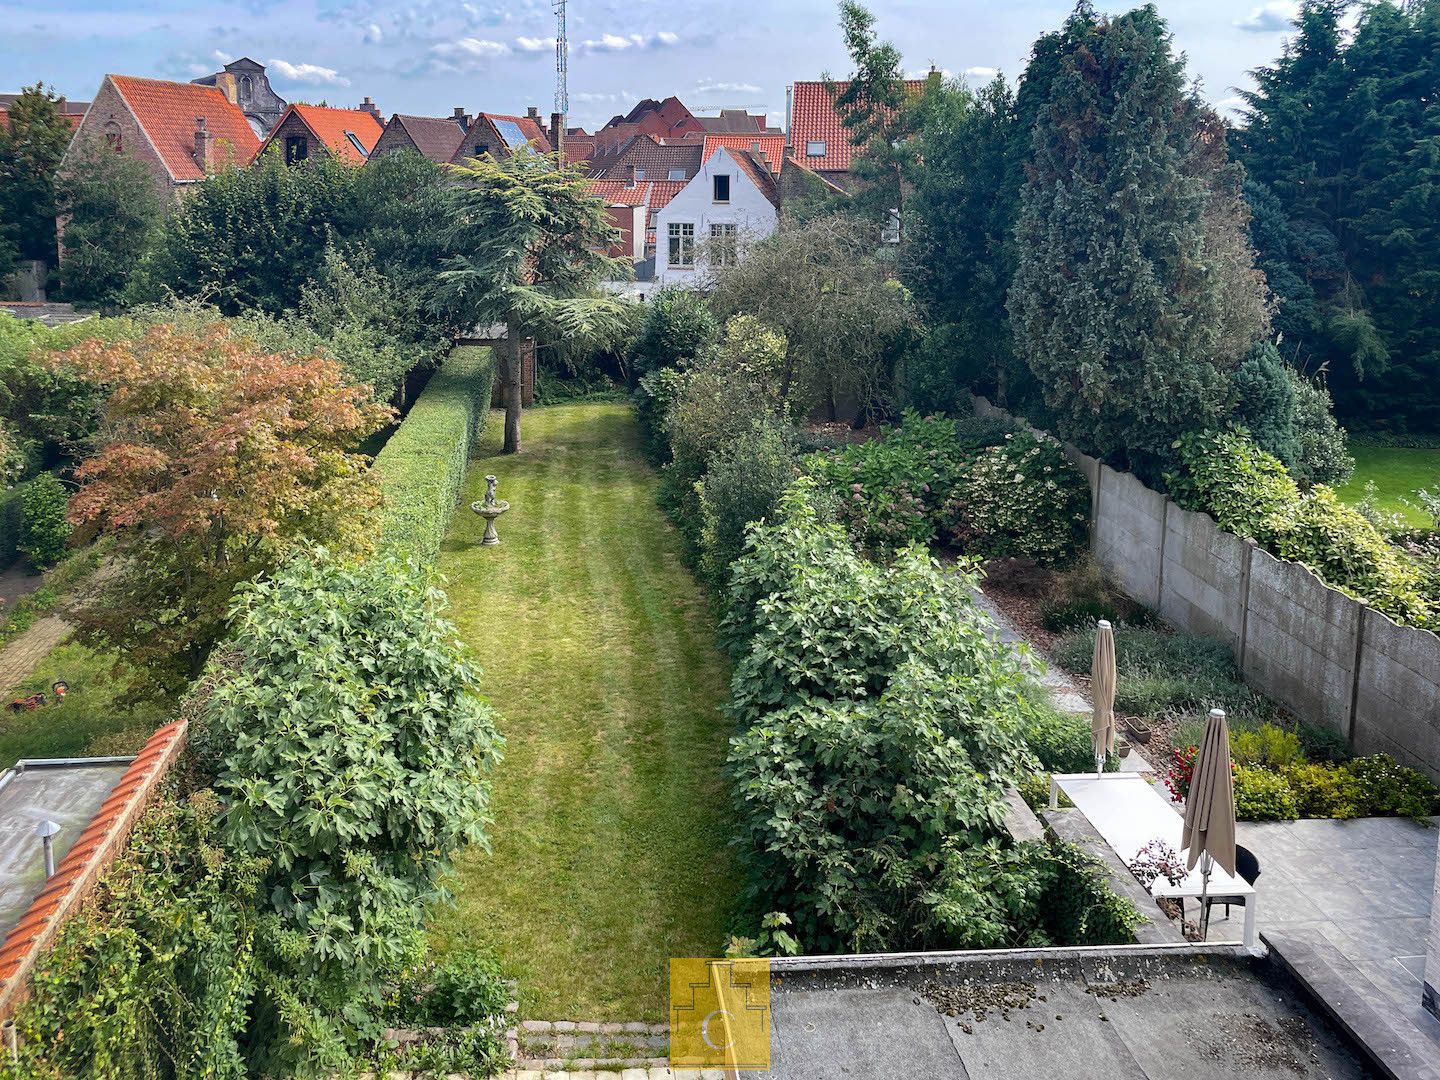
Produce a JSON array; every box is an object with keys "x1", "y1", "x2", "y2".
[
  {"x1": 266, "y1": 111, "x2": 317, "y2": 162},
  {"x1": 68, "y1": 79, "x2": 174, "y2": 199},
  {"x1": 370, "y1": 122, "x2": 419, "y2": 159}
]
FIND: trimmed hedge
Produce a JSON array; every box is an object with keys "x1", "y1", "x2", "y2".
[{"x1": 372, "y1": 347, "x2": 496, "y2": 565}]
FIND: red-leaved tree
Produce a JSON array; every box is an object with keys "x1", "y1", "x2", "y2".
[{"x1": 56, "y1": 323, "x2": 393, "y2": 691}]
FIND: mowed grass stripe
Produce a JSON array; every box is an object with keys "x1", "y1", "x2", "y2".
[{"x1": 430, "y1": 404, "x2": 737, "y2": 1022}]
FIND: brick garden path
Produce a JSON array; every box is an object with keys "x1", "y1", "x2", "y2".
[{"x1": 0, "y1": 616, "x2": 70, "y2": 695}]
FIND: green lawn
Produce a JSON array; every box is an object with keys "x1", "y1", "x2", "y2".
[
  {"x1": 3, "y1": 640, "x2": 171, "y2": 766},
  {"x1": 1335, "y1": 444, "x2": 1440, "y2": 527},
  {"x1": 428, "y1": 403, "x2": 738, "y2": 1022}
]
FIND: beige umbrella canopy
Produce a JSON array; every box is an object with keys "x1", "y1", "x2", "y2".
[
  {"x1": 1183, "y1": 708, "x2": 1237, "y2": 938},
  {"x1": 1091, "y1": 620, "x2": 1117, "y2": 774}
]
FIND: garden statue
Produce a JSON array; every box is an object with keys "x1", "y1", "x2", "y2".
[{"x1": 471, "y1": 475, "x2": 510, "y2": 546}]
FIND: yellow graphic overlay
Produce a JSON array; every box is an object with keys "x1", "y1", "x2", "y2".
[{"x1": 669, "y1": 957, "x2": 771, "y2": 1069}]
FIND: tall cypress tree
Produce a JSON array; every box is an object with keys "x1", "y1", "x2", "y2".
[
  {"x1": 1241, "y1": 0, "x2": 1440, "y2": 429},
  {"x1": 1009, "y1": 3, "x2": 1270, "y2": 471}
]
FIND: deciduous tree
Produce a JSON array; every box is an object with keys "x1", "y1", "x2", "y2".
[
  {"x1": 55, "y1": 323, "x2": 392, "y2": 690},
  {"x1": 0, "y1": 84, "x2": 74, "y2": 278},
  {"x1": 56, "y1": 136, "x2": 166, "y2": 308}
]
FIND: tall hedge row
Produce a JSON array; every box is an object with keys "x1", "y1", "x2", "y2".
[
  {"x1": 372, "y1": 346, "x2": 496, "y2": 565},
  {"x1": 0, "y1": 483, "x2": 22, "y2": 568}
]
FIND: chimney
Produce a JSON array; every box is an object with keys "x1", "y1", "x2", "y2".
[
  {"x1": 526, "y1": 105, "x2": 540, "y2": 123},
  {"x1": 551, "y1": 111, "x2": 565, "y2": 159},
  {"x1": 453, "y1": 106, "x2": 472, "y2": 128},
  {"x1": 194, "y1": 116, "x2": 213, "y2": 172},
  {"x1": 359, "y1": 96, "x2": 380, "y2": 118}
]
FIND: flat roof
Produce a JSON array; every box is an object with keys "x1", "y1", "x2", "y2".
[
  {"x1": 745, "y1": 946, "x2": 1369, "y2": 1079},
  {"x1": 0, "y1": 759, "x2": 130, "y2": 937}
]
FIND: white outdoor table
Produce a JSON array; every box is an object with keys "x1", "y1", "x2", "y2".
[{"x1": 1049, "y1": 772, "x2": 1257, "y2": 946}]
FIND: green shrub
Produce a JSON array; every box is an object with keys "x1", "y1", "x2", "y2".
[
  {"x1": 1296, "y1": 721, "x2": 1352, "y2": 764},
  {"x1": 945, "y1": 430, "x2": 1089, "y2": 565},
  {"x1": 1230, "y1": 724, "x2": 1303, "y2": 769},
  {"x1": 697, "y1": 423, "x2": 797, "y2": 595},
  {"x1": 805, "y1": 410, "x2": 967, "y2": 551},
  {"x1": 0, "y1": 482, "x2": 21, "y2": 568},
  {"x1": 1280, "y1": 762, "x2": 1364, "y2": 819},
  {"x1": 1172, "y1": 428, "x2": 1431, "y2": 628},
  {"x1": 1038, "y1": 840, "x2": 1143, "y2": 945},
  {"x1": 18, "y1": 471, "x2": 71, "y2": 568},
  {"x1": 628, "y1": 287, "x2": 718, "y2": 382},
  {"x1": 373, "y1": 346, "x2": 494, "y2": 566},
  {"x1": 1342, "y1": 754, "x2": 1440, "y2": 818},
  {"x1": 1290, "y1": 372, "x2": 1352, "y2": 488},
  {"x1": 1233, "y1": 765, "x2": 1299, "y2": 821},
  {"x1": 392, "y1": 950, "x2": 510, "y2": 1027},
  {"x1": 210, "y1": 552, "x2": 503, "y2": 1023},
  {"x1": 1022, "y1": 701, "x2": 1106, "y2": 773},
  {"x1": 952, "y1": 415, "x2": 1019, "y2": 452}
]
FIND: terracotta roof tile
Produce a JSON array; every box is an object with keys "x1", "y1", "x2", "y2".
[
  {"x1": 586, "y1": 179, "x2": 651, "y2": 206},
  {"x1": 788, "y1": 79, "x2": 926, "y2": 173},
  {"x1": 646, "y1": 179, "x2": 687, "y2": 212},
  {"x1": 387, "y1": 113, "x2": 465, "y2": 162},
  {"x1": 109, "y1": 75, "x2": 260, "y2": 182},
  {"x1": 701, "y1": 133, "x2": 785, "y2": 174},
  {"x1": 262, "y1": 104, "x2": 383, "y2": 164}
]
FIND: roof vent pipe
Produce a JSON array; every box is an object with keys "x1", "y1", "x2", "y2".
[{"x1": 37, "y1": 819, "x2": 61, "y2": 879}]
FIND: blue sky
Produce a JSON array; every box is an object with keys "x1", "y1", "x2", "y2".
[{"x1": 1, "y1": 0, "x2": 1303, "y2": 129}]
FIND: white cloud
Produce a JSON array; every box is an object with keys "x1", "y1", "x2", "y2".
[
  {"x1": 514, "y1": 35, "x2": 554, "y2": 53},
  {"x1": 362, "y1": 22, "x2": 383, "y2": 44},
  {"x1": 268, "y1": 58, "x2": 351, "y2": 86},
  {"x1": 426, "y1": 37, "x2": 511, "y2": 71},
  {"x1": 575, "y1": 31, "x2": 679, "y2": 55},
  {"x1": 964, "y1": 66, "x2": 998, "y2": 79},
  {"x1": 1235, "y1": 1, "x2": 1299, "y2": 33},
  {"x1": 695, "y1": 80, "x2": 762, "y2": 95},
  {"x1": 573, "y1": 89, "x2": 634, "y2": 104}
]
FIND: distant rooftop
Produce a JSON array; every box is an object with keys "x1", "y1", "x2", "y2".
[
  {"x1": 0, "y1": 757, "x2": 130, "y2": 938},
  {"x1": 746, "y1": 946, "x2": 1370, "y2": 1078}
]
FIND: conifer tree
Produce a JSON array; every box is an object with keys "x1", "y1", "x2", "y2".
[{"x1": 1009, "y1": 3, "x2": 1270, "y2": 470}]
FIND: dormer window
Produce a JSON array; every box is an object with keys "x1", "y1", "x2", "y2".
[
  {"x1": 713, "y1": 174, "x2": 730, "y2": 203},
  {"x1": 806, "y1": 140, "x2": 826, "y2": 157},
  {"x1": 634, "y1": 168, "x2": 646, "y2": 180},
  {"x1": 667, "y1": 167, "x2": 686, "y2": 181}
]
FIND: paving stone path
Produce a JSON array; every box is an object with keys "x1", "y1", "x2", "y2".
[{"x1": 0, "y1": 615, "x2": 70, "y2": 695}]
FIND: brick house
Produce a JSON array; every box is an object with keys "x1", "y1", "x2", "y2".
[
  {"x1": 257, "y1": 102, "x2": 384, "y2": 165},
  {"x1": 451, "y1": 108, "x2": 553, "y2": 163},
  {"x1": 785, "y1": 77, "x2": 929, "y2": 190},
  {"x1": 63, "y1": 74, "x2": 261, "y2": 198},
  {"x1": 370, "y1": 110, "x2": 469, "y2": 163}
]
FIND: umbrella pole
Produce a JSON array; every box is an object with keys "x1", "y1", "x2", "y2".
[{"x1": 1198, "y1": 852, "x2": 1213, "y2": 940}]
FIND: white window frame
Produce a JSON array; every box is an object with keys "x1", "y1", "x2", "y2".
[
  {"x1": 806, "y1": 140, "x2": 826, "y2": 157},
  {"x1": 667, "y1": 221, "x2": 695, "y2": 268}
]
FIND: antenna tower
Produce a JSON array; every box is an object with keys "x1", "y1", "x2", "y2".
[{"x1": 553, "y1": 0, "x2": 569, "y2": 116}]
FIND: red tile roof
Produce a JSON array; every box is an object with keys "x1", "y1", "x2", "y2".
[
  {"x1": 700, "y1": 133, "x2": 785, "y2": 174},
  {"x1": 109, "y1": 75, "x2": 260, "y2": 182},
  {"x1": 263, "y1": 104, "x2": 384, "y2": 164},
  {"x1": 385, "y1": 113, "x2": 465, "y2": 162},
  {"x1": 563, "y1": 132, "x2": 596, "y2": 167},
  {"x1": 788, "y1": 79, "x2": 927, "y2": 173},
  {"x1": 0, "y1": 721, "x2": 189, "y2": 1021},
  {"x1": 646, "y1": 179, "x2": 687, "y2": 212},
  {"x1": 586, "y1": 179, "x2": 651, "y2": 206}
]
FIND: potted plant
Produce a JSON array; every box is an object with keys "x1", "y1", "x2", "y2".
[{"x1": 1122, "y1": 716, "x2": 1152, "y2": 744}]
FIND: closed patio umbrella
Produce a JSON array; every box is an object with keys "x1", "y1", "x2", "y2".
[
  {"x1": 1182, "y1": 708, "x2": 1237, "y2": 940},
  {"x1": 1090, "y1": 619, "x2": 1117, "y2": 775}
]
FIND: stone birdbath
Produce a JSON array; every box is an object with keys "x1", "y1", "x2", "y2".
[{"x1": 470, "y1": 475, "x2": 510, "y2": 546}]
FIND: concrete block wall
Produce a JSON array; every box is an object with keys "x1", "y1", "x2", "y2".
[
  {"x1": 1240, "y1": 549, "x2": 1362, "y2": 738},
  {"x1": 965, "y1": 394, "x2": 1440, "y2": 783},
  {"x1": 1155, "y1": 504, "x2": 1249, "y2": 652},
  {"x1": 1352, "y1": 609, "x2": 1440, "y2": 774}
]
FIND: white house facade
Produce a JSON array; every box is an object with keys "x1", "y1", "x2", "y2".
[{"x1": 652, "y1": 145, "x2": 778, "y2": 287}]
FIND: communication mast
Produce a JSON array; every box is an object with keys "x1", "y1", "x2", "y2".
[{"x1": 553, "y1": 0, "x2": 569, "y2": 117}]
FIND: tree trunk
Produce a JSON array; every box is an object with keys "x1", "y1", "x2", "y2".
[{"x1": 502, "y1": 315, "x2": 523, "y2": 454}]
